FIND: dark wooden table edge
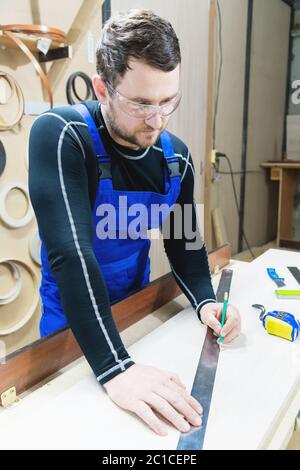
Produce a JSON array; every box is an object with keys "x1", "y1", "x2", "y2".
[{"x1": 0, "y1": 243, "x2": 231, "y2": 400}]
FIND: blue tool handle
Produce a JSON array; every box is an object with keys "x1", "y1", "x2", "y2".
[{"x1": 267, "y1": 268, "x2": 285, "y2": 282}]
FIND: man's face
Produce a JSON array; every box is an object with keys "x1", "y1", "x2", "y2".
[{"x1": 103, "y1": 59, "x2": 180, "y2": 149}]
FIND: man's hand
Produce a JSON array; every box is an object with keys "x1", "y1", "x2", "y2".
[
  {"x1": 103, "y1": 364, "x2": 203, "y2": 436},
  {"x1": 200, "y1": 302, "x2": 241, "y2": 344}
]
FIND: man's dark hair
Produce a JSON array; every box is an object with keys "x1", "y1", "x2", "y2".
[{"x1": 96, "y1": 9, "x2": 181, "y2": 87}]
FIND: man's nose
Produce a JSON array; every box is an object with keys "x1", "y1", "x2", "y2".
[{"x1": 145, "y1": 111, "x2": 163, "y2": 130}]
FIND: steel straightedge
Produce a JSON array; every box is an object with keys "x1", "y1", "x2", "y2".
[
  {"x1": 177, "y1": 269, "x2": 233, "y2": 450},
  {"x1": 287, "y1": 267, "x2": 300, "y2": 285}
]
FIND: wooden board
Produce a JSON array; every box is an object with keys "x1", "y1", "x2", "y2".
[
  {"x1": 261, "y1": 162, "x2": 300, "y2": 249},
  {"x1": 0, "y1": 244, "x2": 231, "y2": 400},
  {"x1": 0, "y1": 249, "x2": 300, "y2": 449},
  {"x1": 262, "y1": 162, "x2": 300, "y2": 169}
]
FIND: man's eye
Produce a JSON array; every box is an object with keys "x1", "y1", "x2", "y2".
[{"x1": 128, "y1": 102, "x2": 142, "y2": 109}]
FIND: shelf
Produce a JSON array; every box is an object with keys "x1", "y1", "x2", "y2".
[
  {"x1": 261, "y1": 161, "x2": 300, "y2": 169},
  {"x1": 0, "y1": 30, "x2": 71, "y2": 63},
  {"x1": 0, "y1": 30, "x2": 67, "y2": 53},
  {"x1": 279, "y1": 239, "x2": 300, "y2": 250}
]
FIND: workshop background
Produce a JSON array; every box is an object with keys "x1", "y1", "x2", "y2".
[{"x1": 0, "y1": 2, "x2": 299, "y2": 448}]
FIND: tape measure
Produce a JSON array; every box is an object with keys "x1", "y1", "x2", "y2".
[{"x1": 252, "y1": 304, "x2": 300, "y2": 342}]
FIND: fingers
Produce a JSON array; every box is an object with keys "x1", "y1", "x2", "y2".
[
  {"x1": 205, "y1": 314, "x2": 222, "y2": 336},
  {"x1": 165, "y1": 371, "x2": 186, "y2": 390},
  {"x1": 106, "y1": 365, "x2": 204, "y2": 438},
  {"x1": 201, "y1": 303, "x2": 241, "y2": 344},
  {"x1": 167, "y1": 380, "x2": 203, "y2": 416},
  {"x1": 155, "y1": 385, "x2": 202, "y2": 428},
  {"x1": 133, "y1": 400, "x2": 168, "y2": 436},
  {"x1": 132, "y1": 376, "x2": 204, "y2": 436},
  {"x1": 219, "y1": 325, "x2": 240, "y2": 344},
  {"x1": 144, "y1": 393, "x2": 191, "y2": 433},
  {"x1": 220, "y1": 307, "x2": 238, "y2": 335},
  {"x1": 218, "y1": 305, "x2": 241, "y2": 343}
]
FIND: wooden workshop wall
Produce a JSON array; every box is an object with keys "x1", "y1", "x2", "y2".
[
  {"x1": 0, "y1": 0, "x2": 212, "y2": 353},
  {"x1": 111, "y1": 0, "x2": 210, "y2": 280},
  {"x1": 210, "y1": 0, "x2": 290, "y2": 254},
  {"x1": 210, "y1": 0, "x2": 248, "y2": 253},
  {"x1": 244, "y1": 0, "x2": 290, "y2": 249},
  {"x1": 0, "y1": 0, "x2": 103, "y2": 354}
]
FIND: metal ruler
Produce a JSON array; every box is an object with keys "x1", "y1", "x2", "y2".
[
  {"x1": 177, "y1": 268, "x2": 233, "y2": 450},
  {"x1": 287, "y1": 267, "x2": 300, "y2": 285}
]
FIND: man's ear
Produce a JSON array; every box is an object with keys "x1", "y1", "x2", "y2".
[{"x1": 92, "y1": 75, "x2": 108, "y2": 104}]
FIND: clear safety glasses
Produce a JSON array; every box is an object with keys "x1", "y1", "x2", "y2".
[{"x1": 106, "y1": 82, "x2": 181, "y2": 120}]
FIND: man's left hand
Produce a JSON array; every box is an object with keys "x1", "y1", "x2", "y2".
[{"x1": 199, "y1": 302, "x2": 241, "y2": 344}]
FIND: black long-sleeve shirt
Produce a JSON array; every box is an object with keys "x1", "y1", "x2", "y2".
[{"x1": 28, "y1": 101, "x2": 216, "y2": 385}]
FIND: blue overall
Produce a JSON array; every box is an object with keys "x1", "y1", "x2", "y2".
[{"x1": 39, "y1": 103, "x2": 181, "y2": 337}]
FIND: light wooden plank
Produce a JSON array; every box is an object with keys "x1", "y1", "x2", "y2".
[{"x1": 0, "y1": 249, "x2": 299, "y2": 449}]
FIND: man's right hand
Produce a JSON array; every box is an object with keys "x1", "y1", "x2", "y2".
[{"x1": 103, "y1": 364, "x2": 203, "y2": 436}]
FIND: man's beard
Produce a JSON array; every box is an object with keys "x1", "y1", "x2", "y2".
[{"x1": 105, "y1": 106, "x2": 164, "y2": 149}]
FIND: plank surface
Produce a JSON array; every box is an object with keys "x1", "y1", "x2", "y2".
[
  {"x1": 0, "y1": 245, "x2": 230, "y2": 398},
  {"x1": 1, "y1": 250, "x2": 300, "y2": 449}
]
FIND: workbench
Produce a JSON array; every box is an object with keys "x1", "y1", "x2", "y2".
[
  {"x1": 261, "y1": 161, "x2": 300, "y2": 250},
  {"x1": 0, "y1": 248, "x2": 300, "y2": 450}
]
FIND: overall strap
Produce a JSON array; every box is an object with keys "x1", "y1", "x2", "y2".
[
  {"x1": 73, "y1": 103, "x2": 106, "y2": 156},
  {"x1": 72, "y1": 103, "x2": 112, "y2": 182},
  {"x1": 160, "y1": 131, "x2": 181, "y2": 178}
]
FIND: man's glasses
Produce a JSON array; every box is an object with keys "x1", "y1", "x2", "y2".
[{"x1": 106, "y1": 82, "x2": 181, "y2": 120}]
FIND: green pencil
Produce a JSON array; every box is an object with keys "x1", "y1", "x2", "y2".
[{"x1": 219, "y1": 292, "x2": 228, "y2": 345}]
